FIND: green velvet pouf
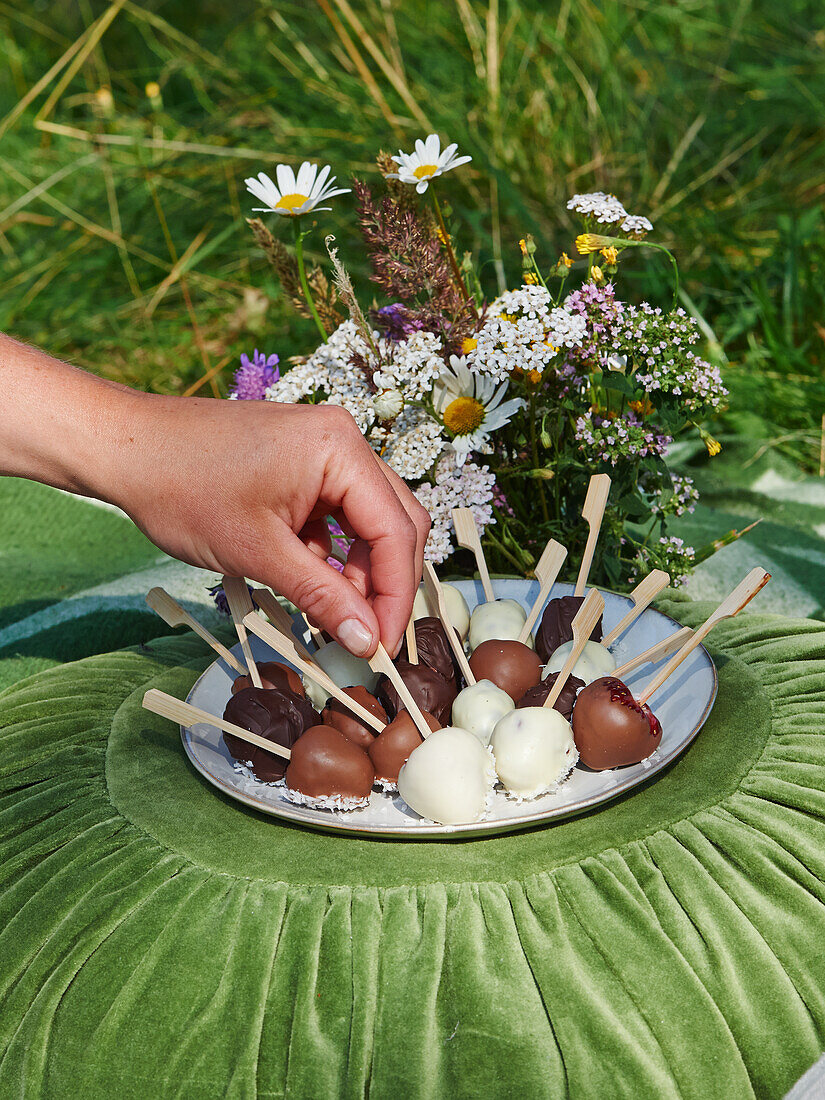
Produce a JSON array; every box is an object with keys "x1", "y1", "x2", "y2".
[{"x1": 2, "y1": 600, "x2": 825, "y2": 1098}]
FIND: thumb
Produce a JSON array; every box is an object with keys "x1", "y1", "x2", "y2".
[{"x1": 256, "y1": 518, "x2": 380, "y2": 657}]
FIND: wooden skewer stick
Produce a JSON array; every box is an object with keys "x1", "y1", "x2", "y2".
[
  {"x1": 602, "y1": 570, "x2": 671, "y2": 647},
  {"x1": 368, "y1": 642, "x2": 436, "y2": 739},
  {"x1": 145, "y1": 587, "x2": 247, "y2": 675},
  {"x1": 452, "y1": 507, "x2": 495, "y2": 602},
  {"x1": 142, "y1": 688, "x2": 291, "y2": 761},
  {"x1": 222, "y1": 576, "x2": 262, "y2": 688},
  {"x1": 518, "y1": 539, "x2": 568, "y2": 643},
  {"x1": 302, "y1": 613, "x2": 325, "y2": 647},
  {"x1": 543, "y1": 589, "x2": 605, "y2": 709},
  {"x1": 638, "y1": 567, "x2": 771, "y2": 705},
  {"x1": 612, "y1": 627, "x2": 694, "y2": 679},
  {"x1": 242, "y1": 612, "x2": 385, "y2": 732},
  {"x1": 250, "y1": 589, "x2": 318, "y2": 666},
  {"x1": 574, "y1": 473, "x2": 612, "y2": 596},
  {"x1": 405, "y1": 615, "x2": 418, "y2": 664},
  {"x1": 422, "y1": 562, "x2": 475, "y2": 685}
]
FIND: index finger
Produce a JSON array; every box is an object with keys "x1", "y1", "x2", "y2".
[{"x1": 323, "y1": 424, "x2": 419, "y2": 653}]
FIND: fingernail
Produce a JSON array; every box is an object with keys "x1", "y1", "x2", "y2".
[{"x1": 337, "y1": 618, "x2": 374, "y2": 657}]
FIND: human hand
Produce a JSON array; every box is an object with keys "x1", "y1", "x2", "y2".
[{"x1": 112, "y1": 396, "x2": 430, "y2": 657}]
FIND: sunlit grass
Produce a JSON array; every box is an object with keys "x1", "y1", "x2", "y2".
[{"x1": 0, "y1": 0, "x2": 822, "y2": 466}]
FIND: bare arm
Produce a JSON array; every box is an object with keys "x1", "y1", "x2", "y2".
[{"x1": 0, "y1": 333, "x2": 430, "y2": 656}]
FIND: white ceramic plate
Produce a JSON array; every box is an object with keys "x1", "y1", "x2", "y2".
[{"x1": 181, "y1": 579, "x2": 716, "y2": 838}]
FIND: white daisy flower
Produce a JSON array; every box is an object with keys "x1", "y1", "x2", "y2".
[
  {"x1": 244, "y1": 162, "x2": 350, "y2": 216},
  {"x1": 435, "y1": 355, "x2": 524, "y2": 465},
  {"x1": 386, "y1": 134, "x2": 472, "y2": 193}
]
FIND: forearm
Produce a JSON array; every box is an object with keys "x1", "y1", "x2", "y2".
[{"x1": 0, "y1": 333, "x2": 140, "y2": 503}]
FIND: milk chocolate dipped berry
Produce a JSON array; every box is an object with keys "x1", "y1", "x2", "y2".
[
  {"x1": 516, "y1": 671, "x2": 585, "y2": 721},
  {"x1": 378, "y1": 660, "x2": 456, "y2": 727},
  {"x1": 223, "y1": 686, "x2": 319, "y2": 781},
  {"x1": 284, "y1": 725, "x2": 375, "y2": 806},
  {"x1": 368, "y1": 709, "x2": 441, "y2": 785},
  {"x1": 468, "y1": 639, "x2": 542, "y2": 702},
  {"x1": 321, "y1": 686, "x2": 387, "y2": 750},
  {"x1": 572, "y1": 675, "x2": 662, "y2": 769},
  {"x1": 536, "y1": 595, "x2": 603, "y2": 663},
  {"x1": 231, "y1": 661, "x2": 305, "y2": 696}
]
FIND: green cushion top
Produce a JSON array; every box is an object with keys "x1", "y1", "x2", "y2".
[{"x1": 2, "y1": 598, "x2": 825, "y2": 1099}]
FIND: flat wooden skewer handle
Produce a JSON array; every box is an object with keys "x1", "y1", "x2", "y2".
[
  {"x1": 242, "y1": 612, "x2": 385, "y2": 732},
  {"x1": 638, "y1": 567, "x2": 771, "y2": 704},
  {"x1": 142, "y1": 688, "x2": 291, "y2": 760},
  {"x1": 405, "y1": 616, "x2": 418, "y2": 664},
  {"x1": 222, "y1": 576, "x2": 262, "y2": 688},
  {"x1": 612, "y1": 627, "x2": 694, "y2": 679},
  {"x1": 452, "y1": 507, "x2": 495, "y2": 602},
  {"x1": 602, "y1": 569, "x2": 671, "y2": 646},
  {"x1": 518, "y1": 539, "x2": 567, "y2": 642},
  {"x1": 250, "y1": 589, "x2": 319, "y2": 666},
  {"x1": 145, "y1": 587, "x2": 247, "y2": 675},
  {"x1": 544, "y1": 588, "x2": 605, "y2": 708},
  {"x1": 575, "y1": 473, "x2": 611, "y2": 596},
  {"x1": 302, "y1": 613, "x2": 325, "y2": 646},
  {"x1": 368, "y1": 642, "x2": 435, "y2": 739},
  {"x1": 422, "y1": 562, "x2": 475, "y2": 685}
]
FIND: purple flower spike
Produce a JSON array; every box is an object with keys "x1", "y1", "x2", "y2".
[
  {"x1": 375, "y1": 303, "x2": 425, "y2": 342},
  {"x1": 229, "y1": 349, "x2": 280, "y2": 399}
]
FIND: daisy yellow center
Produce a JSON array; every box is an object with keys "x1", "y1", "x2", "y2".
[
  {"x1": 443, "y1": 396, "x2": 486, "y2": 436},
  {"x1": 275, "y1": 193, "x2": 310, "y2": 211},
  {"x1": 413, "y1": 164, "x2": 438, "y2": 180}
]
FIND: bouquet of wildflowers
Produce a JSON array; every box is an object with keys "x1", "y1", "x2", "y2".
[{"x1": 234, "y1": 137, "x2": 739, "y2": 588}]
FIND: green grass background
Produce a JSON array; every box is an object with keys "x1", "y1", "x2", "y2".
[{"x1": 0, "y1": 0, "x2": 823, "y2": 477}]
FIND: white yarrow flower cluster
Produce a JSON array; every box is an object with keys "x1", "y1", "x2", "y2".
[
  {"x1": 567, "y1": 192, "x2": 654, "y2": 235},
  {"x1": 567, "y1": 191, "x2": 628, "y2": 225},
  {"x1": 370, "y1": 406, "x2": 446, "y2": 480},
  {"x1": 414, "y1": 456, "x2": 496, "y2": 563},
  {"x1": 472, "y1": 285, "x2": 586, "y2": 381},
  {"x1": 372, "y1": 329, "x2": 444, "y2": 400},
  {"x1": 266, "y1": 321, "x2": 377, "y2": 433},
  {"x1": 621, "y1": 214, "x2": 653, "y2": 234}
]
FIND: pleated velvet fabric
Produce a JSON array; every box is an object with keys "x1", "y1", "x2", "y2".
[{"x1": 1, "y1": 599, "x2": 824, "y2": 1098}]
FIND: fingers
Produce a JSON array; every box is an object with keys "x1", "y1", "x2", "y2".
[
  {"x1": 371, "y1": 452, "x2": 431, "y2": 583},
  {"x1": 342, "y1": 537, "x2": 373, "y2": 600},
  {"x1": 258, "y1": 516, "x2": 381, "y2": 656},
  {"x1": 320, "y1": 411, "x2": 420, "y2": 654},
  {"x1": 298, "y1": 517, "x2": 332, "y2": 560}
]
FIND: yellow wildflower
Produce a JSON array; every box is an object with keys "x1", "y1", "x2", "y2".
[
  {"x1": 443, "y1": 396, "x2": 486, "y2": 435},
  {"x1": 145, "y1": 81, "x2": 161, "y2": 100},
  {"x1": 461, "y1": 337, "x2": 478, "y2": 354},
  {"x1": 705, "y1": 435, "x2": 722, "y2": 457},
  {"x1": 519, "y1": 238, "x2": 528, "y2": 255},
  {"x1": 576, "y1": 233, "x2": 611, "y2": 255},
  {"x1": 591, "y1": 265, "x2": 604, "y2": 283},
  {"x1": 528, "y1": 369, "x2": 542, "y2": 385},
  {"x1": 629, "y1": 398, "x2": 655, "y2": 417},
  {"x1": 94, "y1": 87, "x2": 114, "y2": 113},
  {"x1": 560, "y1": 252, "x2": 573, "y2": 268},
  {"x1": 601, "y1": 246, "x2": 618, "y2": 265},
  {"x1": 524, "y1": 272, "x2": 538, "y2": 285}
]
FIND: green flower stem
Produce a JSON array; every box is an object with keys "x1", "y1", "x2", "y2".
[
  {"x1": 484, "y1": 526, "x2": 530, "y2": 574},
  {"x1": 292, "y1": 220, "x2": 328, "y2": 344},
  {"x1": 589, "y1": 234, "x2": 680, "y2": 310},
  {"x1": 528, "y1": 390, "x2": 550, "y2": 525},
  {"x1": 431, "y1": 189, "x2": 472, "y2": 304}
]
